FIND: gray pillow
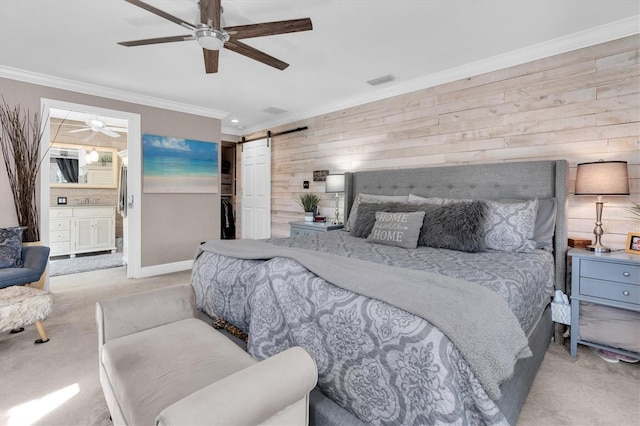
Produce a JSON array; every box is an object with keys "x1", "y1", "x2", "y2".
[
  {"x1": 500, "y1": 197, "x2": 557, "y2": 251},
  {"x1": 345, "y1": 193, "x2": 409, "y2": 232},
  {"x1": 354, "y1": 201, "x2": 488, "y2": 253},
  {"x1": 352, "y1": 202, "x2": 424, "y2": 238},
  {"x1": 484, "y1": 199, "x2": 538, "y2": 252},
  {"x1": 418, "y1": 201, "x2": 487, "y2": 253},
  {"x1": 367, "y1": 211, "x2": 426, "y2": 249},
  {"x1": 411, "y1": 195, "x2": 557, "y2": 252},
  {"x1": 0, "y1": 227, "x2": 23, "y2": 268}
]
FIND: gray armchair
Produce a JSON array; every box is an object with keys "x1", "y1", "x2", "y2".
[{"x1": 0, "y1": 245, "x2": 50, "y2": 289}]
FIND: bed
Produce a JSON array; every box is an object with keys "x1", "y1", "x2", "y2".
[{"x1": 191, "y1": 159, "x2": 568, "y2": 426}]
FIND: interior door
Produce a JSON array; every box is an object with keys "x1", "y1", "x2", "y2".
[{"x1": 241, "y1": 138, "x2": 271, "y2": 239}]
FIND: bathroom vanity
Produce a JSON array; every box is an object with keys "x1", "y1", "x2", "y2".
[{"x1": 50, "y1": 206, "x2": 116, "y2": 257}]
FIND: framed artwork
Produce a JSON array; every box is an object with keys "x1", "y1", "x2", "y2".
[
  {"x1": 143, "y1": 134, "x2": 218, "y2": 193},
  {"x1": 625, "y1": 232, "x2": 640, "y2": 255}
]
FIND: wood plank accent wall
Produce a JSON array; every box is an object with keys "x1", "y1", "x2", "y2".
[{"x1": 243, "y1": 35, "x2": 640, "y2": 248}]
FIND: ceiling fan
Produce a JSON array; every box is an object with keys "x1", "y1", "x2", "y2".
[
  {"x1": 68, "y1": 118, "x2": 128, "y2": 138},
  {"x1": 118, "y1": 0, "x2": 313, "y2": 74}
]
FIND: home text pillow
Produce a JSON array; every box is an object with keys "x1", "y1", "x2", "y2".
[
  {"x1": 0, "y1": 227, "x2": 23, "y2": 268},
  {"x1": 344, "y1": 193, "x2": 409, "y2": 232},
  {"x1": 418, "y1": 201, "x2": 487, "y2": 253},
  {"x1": 367, "y1": 211, "x2": 426, "y2": 249},
  {"x1": 352, "y1": 202, "x2": 424, "y2": 238},
  {"x1": 483, "y1": 199, "x2": 538, "y2": 252}
]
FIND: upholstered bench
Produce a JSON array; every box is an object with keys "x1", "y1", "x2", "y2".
[
  {"x1": 96, "y1": 284, "x2": 318, "y2": 426},
  {"x1": 0, "y1": 285, "x2": 52, "y2": 343}
]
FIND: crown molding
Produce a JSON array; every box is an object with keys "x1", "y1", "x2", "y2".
[
  {"x1": 2, "y1": 13, "x2": 637, "y2": 136},
  {"x1": 0, "y1": 66, "x2": 228, "y2": 120},
  {"x1": 235, "y1": 15, "x2": 640, "y2": 136}
]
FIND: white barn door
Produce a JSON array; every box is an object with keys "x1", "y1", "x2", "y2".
[{"x1": 241, "y1": 138, "x2": 271, "y2": 239}]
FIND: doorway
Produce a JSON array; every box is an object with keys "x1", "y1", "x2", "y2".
[{"x1": 40, "y1": 99, "x2": 142, "y2": 281}]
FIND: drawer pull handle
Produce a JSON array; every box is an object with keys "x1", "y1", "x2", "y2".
[
  {"x1": 623, "y1": 291, "x2": 630, "y2": 296},
  {"x1": 623, "y1": 272, "x2": 630, "y2": 277}
]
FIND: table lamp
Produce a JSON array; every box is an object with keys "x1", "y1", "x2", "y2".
[
  {"x1": 574, "y1": 160, "x2": 629, "y2": 253},
  {"x1": 325, "y1": 174, "x2": 345, "y2": 225}
]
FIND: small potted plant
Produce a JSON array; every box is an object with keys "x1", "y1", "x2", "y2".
[{"x1": 297, "y1": 193, "x2": 320, "y2": 222}]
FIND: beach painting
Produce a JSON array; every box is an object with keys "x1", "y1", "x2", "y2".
[{"x1": 143, "y1": 134, "x2": 218, "y2": 193}]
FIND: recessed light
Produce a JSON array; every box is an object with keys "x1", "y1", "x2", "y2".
[{"x1": 230, "y1": 119, "x2": 239, "y2": 123}]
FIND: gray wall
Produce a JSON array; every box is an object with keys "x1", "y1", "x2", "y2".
[{"x1": 0, "y1": 77, "x2": 221, "y2": 267}]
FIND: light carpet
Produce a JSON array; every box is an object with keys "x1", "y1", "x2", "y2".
[
  {"x1": 0, "y1": 267, "x2": 638, "y2": 426},
  {"x1": 49, "y1": 252, "x2": 125, "y2": 277}
]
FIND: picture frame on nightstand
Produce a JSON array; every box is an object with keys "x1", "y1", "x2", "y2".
[{"x1": 626, "y1": 232, "x2": 640, "y2": 255}]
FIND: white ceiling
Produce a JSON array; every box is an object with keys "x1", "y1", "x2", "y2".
[{"x1": 1, "y1": 1, "x2": 638, "y2": 136}]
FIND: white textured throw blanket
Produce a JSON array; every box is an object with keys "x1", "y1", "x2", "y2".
[{"x1": 198, "y1": 239, "x2": 532, "y2": 400}]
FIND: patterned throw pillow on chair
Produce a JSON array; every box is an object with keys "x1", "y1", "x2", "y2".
[{"x1": 0, "y1": 227, "x2": 24, "y2": 268}]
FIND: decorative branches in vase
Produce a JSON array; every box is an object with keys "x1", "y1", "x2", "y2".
[{"x1": 0, "y1": 99, "x2": 47, "y2": 243}]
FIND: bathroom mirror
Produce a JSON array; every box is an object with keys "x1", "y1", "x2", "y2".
[{"x1": 49, "y1": 143, "x2": 118, "y2": 188}]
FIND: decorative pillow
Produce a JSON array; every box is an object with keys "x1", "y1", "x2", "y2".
[
  {"x1": 483, "y1": 199, "x2": 538, "y2": 252},
  {"x1": 0, "y1": 227, "x2": 23, "y2": 268},
  {"x1": 345, "y1": 193, "x2": 409, "y2": 232},
  {"x1": 407, "y1": 194, "x2": 447, "y2": 204},
  {"x1": 352, "y1": 202, "x2": 424, "y2": 238},
  {"x1": 499, "y1": 197, "x2": 557, "y2": 252},
  {"x1": 418, "y1": 201, "x2": 487, "y2": 252},
  {"x1": 367, "y1": 211, "x2": 426, "y2": 249}
]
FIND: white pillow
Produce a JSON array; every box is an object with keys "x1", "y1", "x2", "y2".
[
  {"x1": 345, "y1": 193, "x2": 409, "y2": 232},
  {"x1": 407, "y1": 194, "x2": 447, "y2": 204}
]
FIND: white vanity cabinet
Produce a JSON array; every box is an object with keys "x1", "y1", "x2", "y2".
[{"x1": 50, "y1": 206, "x2": 116, "y2": 257}]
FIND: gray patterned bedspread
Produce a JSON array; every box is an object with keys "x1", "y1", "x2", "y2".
[{"x1": 191, "y1": 231, "x2": 554, "y2": 425}]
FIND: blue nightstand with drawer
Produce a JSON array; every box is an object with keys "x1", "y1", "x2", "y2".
[
  {"x1": 568, "y1": 248, "x2": 640, "y2": 357},
  {"x1": 289, "y1": 221, "x2": 343, "y2": 236}
]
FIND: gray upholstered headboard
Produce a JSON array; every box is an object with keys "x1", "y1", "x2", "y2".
[{"x1": 344, "y1": 160, "x2": 569, "y2": 292}]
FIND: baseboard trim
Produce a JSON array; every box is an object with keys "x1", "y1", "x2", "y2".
[{"x1": 136, "y1": 259, "x2": 193, "y2": 279}]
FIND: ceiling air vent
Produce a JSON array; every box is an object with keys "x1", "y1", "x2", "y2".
[
  {"x1": 366, "y1": 74, "x2": 396, "y2": 86},
  {"x1": 262, "y1": 106, "x2": 287, "y2": 115}
]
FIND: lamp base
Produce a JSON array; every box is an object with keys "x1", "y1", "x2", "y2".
[{"x1": 586, "y1": 244, "x2": 611, "y2": 254}]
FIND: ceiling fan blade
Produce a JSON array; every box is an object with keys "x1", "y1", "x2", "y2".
[
  {"x1": 105, "y1": 126, "x2": 129, "y2": 133},
  {"x1": 68, "y1": 128, "x2": 91, "y2": 134},
  {"x1": 203, "y1": 49, "x2": 219, "y2": 74},
  {"x1": 200, "y1": 0, "x2": 221, "y2": 29},
  {"x1": 118, "y1": 35, "x2": 194, "y2": 47},
  {"x1": 101, "y1": 129, "x2": 120, "y2": 138},
  {"x1": 226, "y1": 18, "x2": 312, "y2": 40},
  {"x1": 225, "y1": 40, "x2": 289, "y2": 70},
  {"x1": 124, "y1": 0, "x2": 196, "y2": 30}
]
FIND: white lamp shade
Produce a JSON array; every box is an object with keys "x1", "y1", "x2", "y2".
[
  {"x1": 575, "y1": 161, "x2": 629, "y2": 196},
  {"x1": 325, "y1": 174, "x2": 345, "y2": 193}
]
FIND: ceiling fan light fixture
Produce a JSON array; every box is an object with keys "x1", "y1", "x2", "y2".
[
  {"x1": 88, "y1": 118, "x2": 105, "y2": 129},
  {"x1": 86, "y1": 147, "x2": 100, "y2": 164},
  {"x1": 195, "y1": 24, "x2": 227, "y2": 50}
]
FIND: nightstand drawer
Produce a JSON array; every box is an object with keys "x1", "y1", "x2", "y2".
[
  {"x1": 291, "y1": 228, "x2": 315, "y2": 236},
  {"x1": 581, "y1": 259, "x2": 639, "y2": 286},
  {"x1": 580, "y1": 278, "x2": 640, "y2": 306}
]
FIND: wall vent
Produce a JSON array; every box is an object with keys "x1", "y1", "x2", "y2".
[
  {"x1": 366, "y1": 74, "x2": 396, "y2": 86},
  {"x1": 262, "y1": 106, "x2": 287, "y2": 115}
]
